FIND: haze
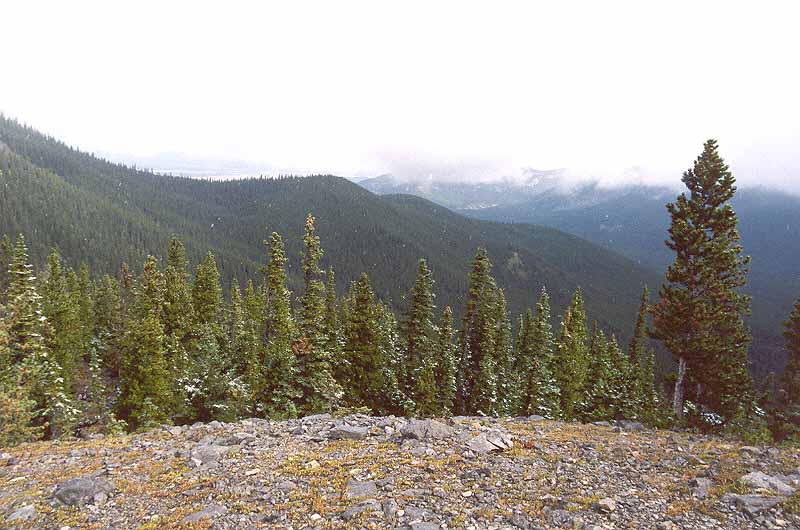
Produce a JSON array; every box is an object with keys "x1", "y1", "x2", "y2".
[{"x1": 2, "y1": 1, "x2": 799, "y2": 191}]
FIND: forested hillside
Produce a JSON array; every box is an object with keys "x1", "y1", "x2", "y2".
[{"x1": 0, "y1": 115, "x2": 656, "y2": 337}]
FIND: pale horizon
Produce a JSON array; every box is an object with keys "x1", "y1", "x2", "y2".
[{"x1": 2, "y1": 1, "x2": 799, "y2": 192}]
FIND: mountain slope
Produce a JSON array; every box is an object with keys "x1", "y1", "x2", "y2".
[
  {"x1": 0, "y1": 116, "x2": 657, "y2": 341},
  {"x1": 359, "y1": 175, "x2": 800, "y2": 377}
]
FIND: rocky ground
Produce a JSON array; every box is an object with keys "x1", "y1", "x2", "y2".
[{"x1": 1, "y1": 415, "x2": 799, "y2": 530}]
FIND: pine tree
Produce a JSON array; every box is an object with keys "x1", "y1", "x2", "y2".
[
  {"x1": 472, "y1": 288, "x2": 499, "y2": 415},
  {"x1": 192, "y1": 251, "x2": 223, "y2": 327},
  {"x1": 777, "y1": 297, "x2": 800, "y2": 440},
  {"x1": 163, "y1": 237, "x2": 194, "y2": 367},
  {"x1": 5, "y1": 236, "x2": 77, "y2": 438},
  {"x1": 493, "y1": 289, "x2": 515, "y2": 416},
  {"x1": 117, "y1": 255, "x2": 172, "y2": 430},
  {"x1": 628, "y1": 286, "x2": 659, "y2": 422},
  {"x1": 554, "y1": 288, "x2": 589, "y2": 420},
  {"x1": 433, "y1": 306, "x2": 457, "y2": 416},
  {"x1": 261, "y1": 233, "x2": 300, "y2": 418},
  {"x1": 651, "y1": 140, "x2": 754, "y2": 422},
  {"x1": 457, "y1": 248, "x2": 498, "y2": 415},
  {"x1": 41, "y1": 250, "x2": 82, "y2": 394},
  {"x1": 296, "y1": 215, "x2": 340, "y2": 413},
  {"x1": 517, "y1": 288, "x2": 561, "y2": 418},
  {"x1": 93, "y1": 275, "x2": 124, "y2": 378},
  {"x1": 0, "y1": 234, "x2": 11, "y2": 303},
  {"x1": 323, "y1": 267, "x2": 343, "y2": 379},
  {"x1": 402, "y1": 258, "x2": 437, "y2": 411}
]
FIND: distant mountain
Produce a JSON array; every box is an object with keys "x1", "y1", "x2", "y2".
[
  {"x1": 0, "y1": 116, "x2": 657, "y2": 347},
  {"x1": 360, "y1": 173, "x2": 800, "y2": 378}
]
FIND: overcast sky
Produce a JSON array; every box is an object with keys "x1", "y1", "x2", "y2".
[{"x1": 2, "y1": 1, "x2": 799, "y2": 190}]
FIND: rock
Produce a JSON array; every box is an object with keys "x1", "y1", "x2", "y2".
[
  {"x1": 595, "y1": 497, "x2": 617, "y2": 513},
  {"x1": 527, "y1": 415, "x2": 546, "y2": 422},
  {"x1": 592, "y1": 421, "x2": 612, "y2": 427},
  {"x1": 411, "y1": 523, "x2": 440, "y2": 530},
  {"x1": 189, "y1": 443, "x2": 229, "y2": 467},
  {"x1": 617, "y1": 420, "x2": 645, "y2": 432},
  {"x1": 656, "y1": 522, "x2": 679, "y2": 530},
  {"x1": 689, "y1": 477, "x2": 713, "y2": 499},
  {"x1": 740, "y1": 446, "x2": 762, "y2": 456},
  {"x1": 180, "y1": 505, "x2": 228, "y2": 524},
  {"x1": 722, "y1": 493, "x2": 783, "y2": 515},
  {"x1": 342, "y1": 499, "x2": 381, "y2": 520},
  {"x1": 465, "y1": 431, "x2": 513, "y2": 453},
  {"x1": 302, "y1": 413, "x2": 332, "y2": 423},
  {"x1": 740, "y1": 471, "x2": 796, "y2": 495},
  {"x1": 401, "y1": 419, "x2": 454, "y2": 441},
  {"x1": 345, "y1": 479, "x2": 378, "y2": 499},
  {"x1": 6, "y1": 505, "x2": 36, "y2": 523},
  {"x1": 53, "y1": 475, "x2": 115, "y2": 507},
  {"x1": 329, "y1": 425, "x2": 368, "y2": 440},
  {"x1": 509, "y1": 511, "x2": 531, "y2": 528}
]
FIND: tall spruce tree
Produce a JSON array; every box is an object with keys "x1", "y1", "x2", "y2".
[
  {"x1": 41, "y1": 250, "x2": 81, "y2": 394},
  {"x1": 296, "y1": 214, "x2": 340, "y2": 413},
  {"x1": 402, "y1": 258, "x2": 437, "y2": 409},
  {"x1": 433, "y1": 306, "x2": 457, "y2": 416},
  {"x1": 493, "y1": 289, "x2": 515, "y2": 416},
  {"x1": 261, "y1": 233, "x2": 300, "y2": 418},
  {"x1": 777, "y1": 297, "x2": 800, "y2": 440},
  {"x1": 457, "y1": 248, "x2": 498, "y2": 415},
  {"x1": 554, "y1": 288, "x2": 589, "y2": 420},
  {"x1": 651, "y1": 140, "x2": 754, "y2": 422},
  {"x1": 117, "y1": 255, "x2": 172, "y2": 430},
  {"x1": 517, "y1": 288, "x2": 561, "y2": 418}
]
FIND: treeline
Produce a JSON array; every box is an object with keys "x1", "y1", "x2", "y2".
[{"x1": 0, "y1": 214, "x2": 665, "y2": 445}]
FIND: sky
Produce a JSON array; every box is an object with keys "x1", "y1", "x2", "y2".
[{"x1": 2, "y1": 1, "x2": 799, "y2": 191}]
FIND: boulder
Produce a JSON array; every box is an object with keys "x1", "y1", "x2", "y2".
[
  {"x1": 181, "y1": 505, "x2": 228, "y2": 524},
  {"x1": 617, "y1": 420, "x2": 645, "y2": 432},
  {"x1": 595, "y1": 497, "x2": 617, "y2": 513},
  {"x1": 345, "y1": 479, "x2": 378, "y2": 499},
  {"x1": 401, "y1": 419, "x2": 454, "y2": 441},
  {"x1": 329, "y1": 425, "x2": 368, "y2": 440},
  {"x1": 189, "y1": 443, "x2": 229, "y2": 467},
  {"x1": 721, "y1": 493, "x2": 782, "y2": 515},
  {"x1": 740, "y1": 471, "x2": 796, "y2": 495},
  {"x1": 342, "y1": 499, "x2": 381, "y2": 520},
  {"x1": 689, "y1": 477, "x2": 713, "y2": 499},
  {"x1": 53, "y1": 475, "x2": 115, "y2": 507},
  {"x1": 6, "y1": 505, "x2": 36, "y2": 523},
  {"x1": 466, "y1": 431, "x2": 513, "y2": 453}
]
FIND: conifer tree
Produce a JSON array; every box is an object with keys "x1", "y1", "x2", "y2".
[
  {"x1": 651, "y1": 140, "x2": 754, "y2": 421},
  {"x1": 0, "y1": 234, "x2": 11, "y2": 303},
  {"x1": 296, "y1": 215, "x2": 340, "y2": 413},
  {"x1": 402, "y1": 258, "x2": 437, "y2": 408},
  {"x1": 375, "y1": 301, "x2": 410, "y2": 415},
  {"x1": 554, "y1": 288, "x2": 589, "y2": 419},
  {"x1": 493, "y1": 289, "x2": 515, "y2": 416},
  {"x1": 41, "y1": 250, "x2": 81, "y2": 394},
  {"x1": 261, "y1": 233, "x2": 300, "y2": 418},
  {"x1": 472, "y1": 288, "x2": 499, "y2": 415},
  {"x1": 192, "y1": 251, "x2": 223, "y2": 327},
  {"x1": 163, "y1": 237, "x2": 194, "y2": 365},
  {"x1": 628, "y1": 286, "x2": 660, "y2": 422},
  {"x1": 5, "y1": 236, "x2": 77, "y2": 437},
  {"x1": 117, "y1": 255, "x2": 172, "y2": 430},
  {"x1": 93, "y1": 275, "x2": 124, "y2": 377},
  {"x1": 323, "y1": 267, "x2": 343, "y2": 375},
  {"x1": 457, "y1": 248, "x2": 498, "y2": 415},
  {"x1": 433, "y1": 306, "x2": 457, "y2": 416},
  {"x1": 777, "y1": 297, "x2": 800, "y2": 440},
  {"x1": 518, "y1": 288, "x2": 561, "y2": 418}
]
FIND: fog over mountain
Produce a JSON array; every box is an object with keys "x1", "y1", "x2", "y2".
[{"x1": 3, "y1": 2, "x2": 799, "y2": 194}]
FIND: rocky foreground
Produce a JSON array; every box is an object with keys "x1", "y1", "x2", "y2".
[{"x1": 1, "y1": 416, "x2": 799, "y2": 530}]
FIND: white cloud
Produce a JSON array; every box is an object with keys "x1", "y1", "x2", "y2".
[{"x1": 1, "y1": 1, "x2": 798, "y2": 191}]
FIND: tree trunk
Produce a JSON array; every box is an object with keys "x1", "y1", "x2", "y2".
[{"x1": 673, "y1": 357, "x2": 687, "y2": 419}]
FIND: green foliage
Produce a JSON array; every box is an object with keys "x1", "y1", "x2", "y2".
[
  {"x1": 433, "y1": 306, "x2": 457, "y2": 416},
  {"x1": 402, "y1": 259, "x2": 437, "y2": 412},
  {"x1": 651, "y1": 139, "x2": 755, "y2": 423},
  {"x1": 554, "y1": 289, "x2": 589, "y2": 420},
  {"x1": 517, "y1": 289, "x2": 561, "y2": 418}
]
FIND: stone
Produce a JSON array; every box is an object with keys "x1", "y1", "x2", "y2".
[
  {"x1": 345, "y1": 479, "x2": 378, "y2": 499},
  {"x1": 302, "y1": 413, "x2": 332, "y2": 423},
  {"x1": 329, "y1": 425, "x2": 368, "y2": 440},
  {"x1": 411, "y1": 523, "x2": 440, "y2": 530},
  {"x1": 466, "y1": 431, "x2": 513, "y2": 453},
  {"x1": 689, "y1": 477, "x2": 713, "y2": 499},
  {"x1": 527, "y1": 415, "x2": 546, "y2": 422},
  {"x1": 740, "y1": 446, "x2": 762, "y2": 456},
  {"x1": 180, "y1": 505, "x2": 228, "y2": 524},
  {"x1": 722, "y1": 493, "x2": 783, "y2": 515},
  {"x1": 592, "y1": 421, "x2": 612, "y2": 427},
  {"x1": 617, "y1": 420, "x2": 645, "y2": 432},
  {"x1": 6, "y1": 505, "x2": 36, "y2": 523},
  {"x1": 596, "y1": 497, "x2": 617, "y2": 513},
  {"x1": 189, "y1": 444, "x2": 229, "y2": 467},
  {"x1": 509, "y1": 511, "x2": 531, "y2": 528},
  {"x1": 401, "y1": 419, "x2": 454, "y2": 441},
  {"x1": 342, "y1": 499, "x2": 381, "y2": 520},
  {"x1": 53, "y1": 475, "x2": 115, "y2": 507},
  {"x1": 740, "y1": 471, "x2": 796, "y2": 495}
]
